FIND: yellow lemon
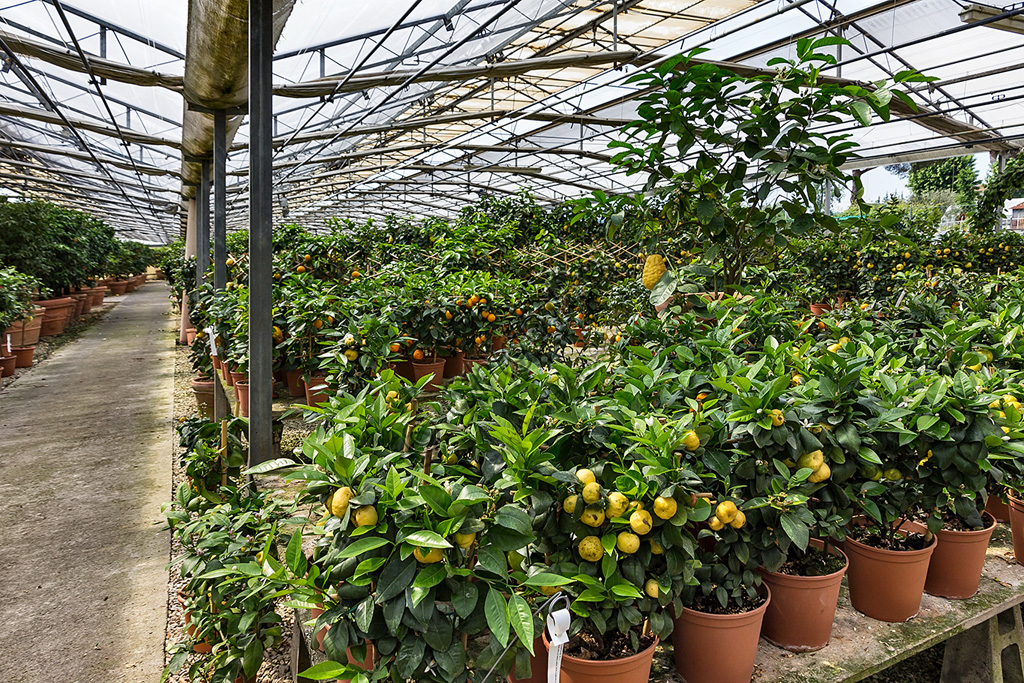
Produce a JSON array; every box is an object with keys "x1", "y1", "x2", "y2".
[
  {"x1": 562, "y1": 495, "x2": 578, "y2": 514},
  {"x1": 770, "y1": 409, "x2": 785, "y2": 427},
  {"x1": 682, "y1": 431, "x2": 701, "y2": 451},
  {"x1": 729, "y1": 510, "x2": 746, "y2": 529},
  {"x1": 715, "y1": 501, "x2": 738, "y2": 524},
  {"x1": 644, "y1": 579, "x2": 660, "y2": 598},
  {"x1": 578, "y1": 536, "x2": 604, "y2": 562},
  {"x1": 582, "y1": 481, "x2": 601, "y2": 504},
  {"x1": 884, "y1": 468, "x2": 902, "y2": 481},
  {"x1": 576, "y1": 468, "x2": 597, "y2": 485},
  {"x1": 642, "y1": 255, "x2": 667, "y2": 289},
  {"x1": 709, "y1": 516, "x2": 725, "y2": 531},
  {"x1": 353, "y1": 506, "x2": 378, "y2": 527},
  {"x1": 653, "y1": 496, "x2": 677, "y2": 520},
  {"x1": 507, "y1": 551, "x2": 524, "y2": 571},
  {"x1": 808, "y1": 463, "x2": 831, "y2": 483},
  {"x1": 413, "y1": 547, "x2": 443, "y2": 564},
  {"x1": 606, "y1": 492, "x2": 629, "y2": 519},
  {"x1": 344, "y1": 349, "x2": 359, "y2": 361},
  {"x1": 540, "y1": 585, "x2": 561, "y2": 596},
  {"x1": 327, "y1": 486, "x2": 352, "y2": 517},
  {"x1": 630, "y1": 509, "x2": 654, "y2": 535},
  {"x1": 454, "y1": 532, "x2": 476, "y2": 549},
  {"x1": 616, "y1": 531, "x2": 640, "y2": 554},
  {"x1": 650, "y1": 539, "x2": 664, "y2": 554},
  {"x1": 581, "y1": 506, "x2": 605, "y2": 528},
  {"x1": 797, "y1": 450, "x2": 824, "y2": 471}
]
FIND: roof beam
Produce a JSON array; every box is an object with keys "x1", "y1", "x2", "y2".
[
  {"x1": 0, "y1": 29, "x2": 183, "y2": 92},
  {"x1": 0, "y1": 138, "x2": 178, "y2": 177},
  {"x1": 274, "y1": 50, "x2": 658, "y2": 98},
  {"x1": 37, "y1": 0, "x2": 186, "y2": 60},
  {"x1": 0, "y1": 101, "x2": 181, "y2": 150},
  {"x1": 959, "y1": 3, "x2": 1024, "y2": 35}
]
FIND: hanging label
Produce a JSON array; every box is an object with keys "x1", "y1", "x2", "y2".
[
  {"x1": 5, "y1": 334, "x2": 10, "y2": 355},
  {"x1": 206, "y1": 327, "x2": 218, "y2": 356},
  {"x1": 546, "y1": 608, "x2": 570, "y2": 683}
]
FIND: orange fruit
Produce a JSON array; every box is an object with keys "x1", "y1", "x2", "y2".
[
  {"x1": 515, "y1": 308, "x2": 523, "y2": 315},
  {"x1": 445, "y1": 311, "x2": 453, "y2": 320},
  {"x1": 390, "y1": 343, "x2": 401, "y2": 353},
  {"x1": 303, "y1": 254, "x2": 311, "y2": 262},
  {"x1": 327, "y1": 316, "x2": 334, "y2": 324},
  {"x1": 314, "y1": 319, "x2": 323, "y2": 329},
  {"x1": 487, "y1": 313, "x2": 496, "y2": 322},
  {"x1": 547, "y1": 325, "x2": 556, "y2": 334},
  {"x1": 296, "y1": 265, "x2": 306, "y2": 273},
  {"x1": 413, "y1": 349, "x2": 425, "y2": 361},
  {"x1": 480, "y1": 298, "x2": 487, "y2": 305}
]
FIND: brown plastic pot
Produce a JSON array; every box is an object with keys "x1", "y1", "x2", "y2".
[
  {"x1": 389, "y1": 358, "x2": 416, "y2": 382},
  {"x1": 845, "y1": 525, "x2": 936, "y2": 622},
  {"x1": 5, "y1": 307, "x2": 45, "y2": 347},
  {"x1": 1008, "y1": 495, "x2": 1024, "y2": 565},
  {"x1": 442, "y1": 350, "x2": 464, "y2": 378},
  {"x1": 986, "y1": 494, "x2": 1010, "y2": 523},
  {"x1": 191, "y1": 377, "x2": 216, "y2": 419},
  {"x1": 176, "y1": 592, "x2": 213, "y2": 653},
  {"x1": 11, "y1": 347, "x2": 34, "y2": 368},
  {"x1": 212, "y1": 355, "x2": 223, "y2": 371},
  {"x1": 285, "y1": 368, "x2": 306, "y2": 397},
  {"x1": 543, "y1": 632, "x2": 658, "y2": 683},
  {"x1": 921, "y1": 513, "x2": 996, "y2": 599},
  {"x1": 229, "y1": 371, "x2": 248, "y2": 400},
  {"x1": 672, "y1": 588, "x2": 770, "y2": 683},
  {"x1": 0, "y1": 355, "x2": 15, "y2": 377},
  {"x1": 809, "y1": 303, "x2": 833, "y2": 316},
  {"x1": 412, "y1": 359, "x2": 446, "y2": 391},
  {"x1": 463, "y1": 357, "x2": 488, "y2": 373},
  {"x1": 507, "y1": 636, "x2": 545, "y2": 683},
  {"x1": 304, "y1": 374, "x2": 330, "y2": 406},
  {"x1": 492, "y1": 335, "x2": 507, "y2": 352},
  {"x1": 236, "y1": 381, "x2": 250, "y2": 417},
  {"x1": 185, "y1": 327, "x2": 198, "y2": 345},
  {"x1": 221, "y1": 363, "x2": 233, "y2": 386},
  {"x1": 758, "y1": 539, "x2": 848, "y2": 652},
  {"x1": 35, "y1": 298, "x2": 74, "y2": 337}
]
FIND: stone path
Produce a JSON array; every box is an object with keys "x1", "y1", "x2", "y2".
[{"x1": 0, "y1": 282, "x2": 174, "y2": 682}]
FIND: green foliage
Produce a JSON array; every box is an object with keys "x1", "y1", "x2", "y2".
[
  {"x1": 907, "y1": 156, "x2": 978, "y2": 200},
  {"x1": 0, "y1": 266, "x2": 41, "y2": 330}
]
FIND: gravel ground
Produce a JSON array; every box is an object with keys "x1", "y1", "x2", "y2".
[
  {"x1": 166, "y1": 342, "x2": 295, "y2": 683},
  {"x1": 1, "y1": 300, "x2": 118, "y2": 392}
]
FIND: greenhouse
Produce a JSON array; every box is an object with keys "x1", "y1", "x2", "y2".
[{"x1": 1, "y1": 0, "x2": 1024, "y2": 682}]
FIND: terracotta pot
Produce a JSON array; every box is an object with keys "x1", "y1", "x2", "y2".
[
  {"x1": 191, "y1": 377, "x2": 216, "y2": 420},
  {"x1": 285, "y1": 368, "x2": 306, "y2": 397},
  {"x1": 87, "y1": 286, "x2": 105, "y2": 308},
  {"x1": 986, "y1": 494, "x2": 1010, "y2": 523},
  {"x1": 809, "y1": 303, "x2": 833, "y2": 316},
  {"x1": 78, "y1": 290, "x2": 94, "y2": 315},
  {"x1": 412, "y1": 359, "x2": 446, "y2": 391},
  {"x1": 1008, "y1": 495, "x2": 1024, "y2": 566},
  {"x1": 176, "y1": 592, "x2": 213, "y2": 653},
  {"x1": 236, "y1": 381, "x2": 250, "y2": 417},
  {"x1": 571, "y1": 326, "x2": 585, "y2": 348},
  {"x1": 185, "y1": 328, "x2": 198, "y2": 345},
  {"x1": 69, "y1": 292, "x2": 87, "y2": 319},
  {"x1": 229, "y1": 371, "x2": 248, "y2": 398},
  {"x1": 212, "y1": 355, "x2": 223, "y2": 371},
  {"x1": 507, "y1": 636, "x2": 545, "y2": 683},
  {"x1": 543, "y1": 632, "x2": 658, "y2": 683},
  {"x1": 390, "y1": 359, "x2": 416, "y2": 382},
  {"x1": 4, "y1": 307, "x2": 45, "y2": 347},
  {"x1": 0, "y1": 355, "x2": 15, "y2": 377},
  {"x1": 442, "y1": 350, "x2": 465, "y2": 378},
  {"x1": 844, "y1": 525, "x2": 936, "y2": 622},
  {"x1": 221, "y1": 364, "x2": 233, "y2": 385},
  {"x1": 11, "y1": 346, "x2": 34, "y2": 368},
  {"x1": 492, "y1": 335, "x2": 507, "y2": 352},
  {"x1": 463, "y1": 357, "x2": 488, "y2": 373},
  {"x1": 35, "y1": 298, "x2": 74, "y2": 336},
  {"x1": 672, "y1": 588, "x2": 770, "y2": 683},
  {"x1": 304, "y1": 374, "x2": 330, "y2": 406},
  {"x1": 921, "y1": 513, "x2": 996, "y2": 599},
  {"x1": 107, "y1": 280, "x2": 128, "y2": 296},
  {"x1": 758, "y1": 540, "x2": 847, "y2": 652},
  {"x1": 307, "y1": 606, "x2": 375, "y2": 680}
]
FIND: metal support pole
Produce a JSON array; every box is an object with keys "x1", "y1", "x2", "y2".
[
  {"x1": 98, "y1": 26, "x2": 106, "y2": 85},
  {"x1": 181, "y1": 198, "x2": 196, "y2": 344},
  {"x1": 213, "y1": 109, "x2": 229, "y2": 420},
  {"x1": 249, "y1": 0, "x2": 274, "y2": 467},
  {"x1": 197, "y1": 160, "x2": 211, "y2": 289}
]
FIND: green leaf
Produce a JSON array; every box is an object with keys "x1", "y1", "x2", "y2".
[
  {"x1": 508, "y1": 593, "x2": 535, "y2": 651},
  {"x1": 485, "y1": 588, "x2": 511, "y2": 647},
  {"x1": 611, "y1": 584, "x2": 643, "y2": 599},
  {"x1": 780, "y1": 512, "x2": 809, "y2": 551},
  {"x1": 452, "y1": 581, "x2": 479, "y2": 619},
  {"x1": 241, "y1": 458, "x2": 296, "y2": 475},
  {"x1": 523, "y1": 573, "x2": 571, "y2": 587},
  {"x1": 299, "y1": 662, "x2": 356, "y2": 680},
  {"x1": 495, "y1": 506, "x2": 533, "y2": 535},
  {"x1": 850, "y1": 100, "x2": 872, "y2": 126},
  {"x1": 405, "y1": 530, "x2": 452, "y2": 548},
  {"x1": 354, "y1": 595, "x2": 374, "y2": 633},
  {"x1": 339, "y1": 536, "x2": 392, "y2": 558},
  {"x1": 375, "y1": 557, "x2": 416, "y2": 604},
  {"x1": 413, "y1": 564, "x2": 447, "y2": 589},
  {"x1": 285, "y1": 531, "x2": 306, "y2": 576},
  {"x1": 649, "y1": 269, "x2": 676, "y2": 307}
]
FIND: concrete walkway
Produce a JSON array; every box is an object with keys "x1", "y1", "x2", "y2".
[{"x1": 0, "y1": 282, "x2": 174, "y2": 682}]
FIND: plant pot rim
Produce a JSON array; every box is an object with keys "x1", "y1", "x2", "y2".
[
  {"x1": 411, "y1": 359, "x2": 446, "y2": 367},
  {"x1": 33, "y1": 297, "x2": 74, "y2": 306},
  {"x1": 915, "y1": 512, "x2": 996, "y2": 540},
  {"x1": 845, "y1": 528, "x2": 936, "y2": 561},
  {"x1": 676, "y1": 585, "x2": 771, "y2": 625},
  {"x1": 758, "y1": 542, "x2": 849, "y2": 586},
  {"x1": 542, "y1": 632, "x2": 659, "y2": 665}
]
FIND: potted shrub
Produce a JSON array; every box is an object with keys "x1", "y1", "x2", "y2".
[{"x1": 0, "y1": 267, "x2": 44, "y2": 348}]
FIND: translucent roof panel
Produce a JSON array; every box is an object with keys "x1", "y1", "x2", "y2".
[{"x1": 0, "y1": 0, "x2": 1020, "y2": 240}]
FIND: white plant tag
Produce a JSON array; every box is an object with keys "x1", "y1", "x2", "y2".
[
  {"x1": 546, "y1": 608, "x2": 570, "y2": 683},
  {"x1": 206, "y1": 327, "x2": 217, "y2": 356},
  {"x1": 5, "y1": 334, "x2": 10, "y2": 354}
]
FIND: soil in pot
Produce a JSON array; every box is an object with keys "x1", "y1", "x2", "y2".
[
  {"x1": 844, "y1": 524, "x2": 936, "y2": 622},
  {"x1": 543, "y1": 630, "x2": 658, "y2": 683},
  {"x1": 0, "y1": 355, "x2": 15, "y2": 377},
  {"x1": 672, "y1": 588, "x2": 770, "y2": 683},
  {"x1": 759, "y1": 540, "x2": 848, "y2": 652},
  {"x1": 922, "y1": 512, "x2": 996, "y2": 599},
  {"x1": 412, "y1": 359, "x2": 445, "y2": 392},
  {"x1": 11, "y1": 346, "x2": 34, "y2": 368}
]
